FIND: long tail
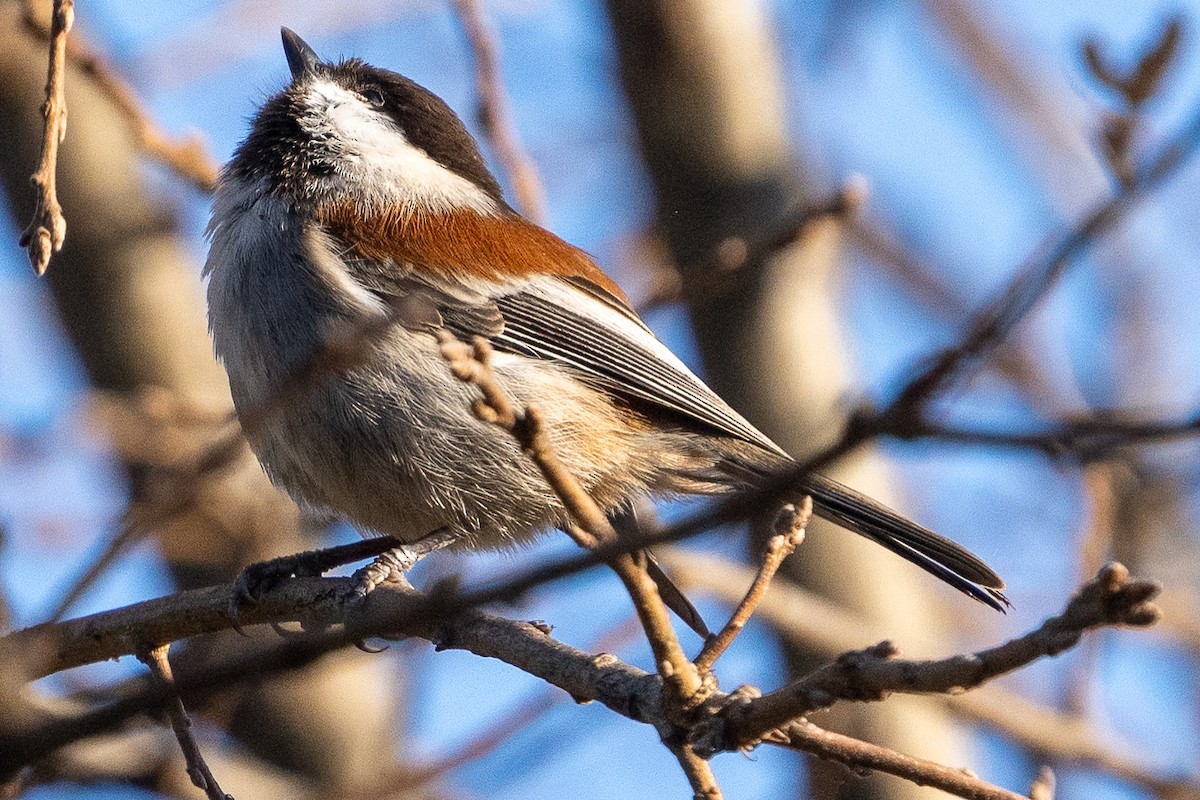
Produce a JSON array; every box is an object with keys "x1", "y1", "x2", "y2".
[{"x1": 801, "y1": 473, "x2": 1009, "y2": 611}]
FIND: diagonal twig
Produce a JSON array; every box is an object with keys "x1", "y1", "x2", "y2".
[
  {"x1": 437, "y1": 331, "x2": 720, "y2": 799},
  {"x1": 640, "y1": 176, "x2": 870, "y2": 312},
  {"x1": 20, "y1": 8, "x2": 219, "y2": 192},
  {"x1": 437, "y1": 332, "x2": 702, "y2": 700},
  {"x1": 407, "y1": 615, "x2": 643, "y2": 785},
  {"x1": 694, "y1": 498, "x2": 811, "y2": 672},
  {"x1": 18, "y1": 0, "x2": 73, "y2": 275},
  {"x1": 877, "y1": 102, "x2": 1200, "y2": 431},
  {"x1": 451, "y1": 0, "x2": 548, "y2": 224},
  {"x1": 61, "y1": 33, "x2": 218, "y2": 191},
  {"x1": 137, "y1": 644, "x2": 232, "y2": 800},
  {"x1": 717, "y1": 563, "x2": 1160, "y2": 750}
]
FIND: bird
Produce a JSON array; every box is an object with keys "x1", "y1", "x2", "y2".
[{"x1": 204, "y1": 28, "x2": 1007, "y2": 626}]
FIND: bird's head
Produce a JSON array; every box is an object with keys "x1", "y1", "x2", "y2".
[{"x1": 227, "y1": 28, "x2": 504, "y2": 216}]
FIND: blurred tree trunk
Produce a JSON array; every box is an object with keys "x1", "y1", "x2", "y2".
[
  {"x1": 0, "y1": 3, "x2": 422, "y2": 796},
  {"x1": 604, "y1": 2, "x2": 967, "y2": 798}
]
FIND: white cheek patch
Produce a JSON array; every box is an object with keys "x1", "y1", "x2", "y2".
[{"x1": 300, "y1": 78, "x2": 498, "y2": 216}]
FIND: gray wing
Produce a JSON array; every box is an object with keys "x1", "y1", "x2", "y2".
[
  {"x1": 371, "y1": 267, "x2": 784, "y2": 454},
  {"x1": 490, "y1": 278, "x2": 785, "y2": 454}
]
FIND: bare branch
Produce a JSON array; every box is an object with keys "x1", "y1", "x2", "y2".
[
  {"x1": 21, "y1": 4, "x2": 221, "y2": 191},
  {"x1": 875, "y1": 102, "x2": 1200, "y2": 431},
  {"x1": 694, "y1": 498, "x2": 811, "y2": 672},
  {"x1": 437, "y1": 331, "x2": 703, "y2": 701},
  {"x1": 137, "y1": 645, "x2": 232, "y2": 800},
  {"x1": 451, "y1": 0, "x2": 547, "y2": 224},
  {"x1": 663, "y1": 548, "x2": 1194, "y2": 796},
  {"x1": 437, "y1": 333, "x2": 614, "y2": 539},
  {"x1": 0, "y1": 576, "x2": 660, "y2": 777},
  {"x1": 436, "y1": 330, "x2": 716, "y2": 795},
  {"x1": 770, "y1": 719, "x2": 1029, "y2": 800},
  {"x1": 719, "y1": 563, "x2": 1160, "y2": 750},
  {"x1": 17, "y1": 0, "x2": 73, "y2": 275},
  {"x1": 0, "y1": 562, "x2": 1163, "y2": 800},
  {"x1": 63, "y1": 33, "x2": 219, "y2": 191}
]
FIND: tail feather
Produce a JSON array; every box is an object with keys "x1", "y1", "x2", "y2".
[
  {"x1": 802, "y1": 473, "x2": 1009, "y2": 611},
  {"x1": 680, "y1": 439, "x2": 1008, "y2": 611}
]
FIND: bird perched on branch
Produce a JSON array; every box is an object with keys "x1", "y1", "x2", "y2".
[{"x1": 205, "y1": 29, "x2": 1007, "y2": 626}]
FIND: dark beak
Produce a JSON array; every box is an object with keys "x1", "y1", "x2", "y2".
[{"x1": 281, "y1": 27, "x2": 321, "y2": 81}]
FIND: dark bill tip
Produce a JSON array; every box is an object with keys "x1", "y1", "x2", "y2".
[{"x1": 281, "y1": 27, "x2": 321, "y2": 81}]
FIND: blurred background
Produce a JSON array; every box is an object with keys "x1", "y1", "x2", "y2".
[{"x1": 0, "y1": 1, "x2": 1198, "y2": 799}]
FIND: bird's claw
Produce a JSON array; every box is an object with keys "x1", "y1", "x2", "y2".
[
  {"x1": 227, "y1": 532, "x2": 454, "y2": 632},
  {"x1": 228, "y1": 550, "x2": 328, "y2": 631}
]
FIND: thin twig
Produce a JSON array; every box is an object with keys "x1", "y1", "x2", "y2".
[
  {"x1": 407, "y1": 615, "x2": 643, "y2": 784},
  {"x1": 641, "y1": 176, "x2": 870, "y2": 312},
  {"x1": 19, "y1": 8, "x2": 220, "y2": 191},
  {"x1": 694, "y1": 498, "x2": 812, "y2": 672},
  {"x1": 719, "y1": 563, "x2": 1160, "y2": 750},
  {"x1": 849, "y1": 217, "x2": 1059, "y2": 405},
  {"x1": 47, "y1": 522, "x2": 152, "y2": 623},
  {"x1": 907, "y1": 409, "x2": 1200, "y2": 460},
  {"x1": 62, "y1": 34, "x2": 219, "y2": 191},
  {"x1": 662, "y1": 549, "x2": 1189, "y2": 796},
  {"x1": 18, "y1": 0, "x2": 73, "y2": 275},
  {"x1": 876, "y1": 103, "x2": 1200, "y2": 431},
  {"x1": 45, "y1": 392, "x2": 237, "y2": 621},
  {"x1": 451, "y1": 0, "x2": 548, "y2": 223},
  {"x1": 137, "y1": 644, "x2": 232, "y2": 800},
  {"x1": 437, "y1": 332, "x2": 703, "y2": 703},
  {"x1": 708, "y1": 175, "x2": 869, "y2": 276},
  {"x1": 437, "y1": 331, "x2": 717, "y2": 795},
  {"x1": 770, "y1": 719, "x2": 1028, "y2": 800}
]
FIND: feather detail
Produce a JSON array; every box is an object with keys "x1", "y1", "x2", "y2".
[{"x1": 315, "y1": 204, "x2": 629, "y2": 304}]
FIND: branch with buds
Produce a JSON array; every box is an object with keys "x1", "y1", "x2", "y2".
[
  {"x1": 18, "y1": 0, "x2": 72, "y2": 275},
  {"x1": 0, "y1": 544, "x2": 1161, "y2": 800}
]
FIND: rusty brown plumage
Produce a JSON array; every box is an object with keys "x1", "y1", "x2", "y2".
[{"x1": 316, "y1": 203, "x2": 629, "y2": 302}]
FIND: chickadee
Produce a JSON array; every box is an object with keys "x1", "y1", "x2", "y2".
[{"x1": 205, "y1": 29, "x2": 1007, "y2": 620}]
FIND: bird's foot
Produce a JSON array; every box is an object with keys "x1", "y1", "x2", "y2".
[
  {"x1": 228, "y1": 536, "x2": 402, "y2": 630},
  {"x1": 347, "y1": 528, "x2": 458, "y2": 604}
]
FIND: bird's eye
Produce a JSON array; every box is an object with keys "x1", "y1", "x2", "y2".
[{"x1": 361, "y1": 87, "x2": 386, "y2": 108}]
